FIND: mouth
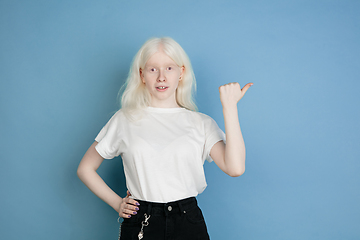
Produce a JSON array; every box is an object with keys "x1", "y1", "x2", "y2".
[{"x1": 156, "y1": 86, "x2": 168, "y2": 91}]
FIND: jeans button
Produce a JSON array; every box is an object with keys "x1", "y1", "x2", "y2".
[{"x1": 168, "y1": 206, "x2": 172, "y2": 211}]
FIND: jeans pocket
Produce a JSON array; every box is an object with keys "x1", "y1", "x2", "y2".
[
  {"x1": 185, "y1": 206, "x2": 205, "y2": 224},
  {"x1": 122, "y1": 211, "x2": 143, "y2": 226}
]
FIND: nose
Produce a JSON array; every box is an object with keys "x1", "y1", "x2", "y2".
[{"x1": 157, "y1": 69, "x2": 166, "y2": 82}]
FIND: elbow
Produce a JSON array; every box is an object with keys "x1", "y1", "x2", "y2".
[
  {"x1": 76, "y1": 167, "x2": 83, "y2": 179},
  {"x1": 77, "y1": 163, "x2": 98, "y2": 181},
  {"x1": 77, "y1": 165, "x2": 86, "y2": 180},
  {"x1": 228, "y1": 168, "x2": 245, "y2": 177}
]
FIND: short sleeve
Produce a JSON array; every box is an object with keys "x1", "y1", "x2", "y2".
[
  {"x1": 202, "y1": 115, "x2": 226, "y2": 162},
  {"x1": 94, "y1": 111, "x2": 123, "y2": 159}
]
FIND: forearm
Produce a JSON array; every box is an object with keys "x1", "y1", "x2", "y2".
[
  {"x1": 77, "y1": 142, "x2": 123, "y2": 213},
  {"x1": 77, "y1": 168, "x2": 122, "y2": 212},
  {"x1": 223, "y1": 104, "x2": 246, "y2": 176},
  {"x1": 211, "y1": 82, "x2": 251, "y2": 177}
]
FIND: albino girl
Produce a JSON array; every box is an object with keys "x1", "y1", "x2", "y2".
[{"x1": 77, "y1": 37, "x2": 252, "y2": 240}]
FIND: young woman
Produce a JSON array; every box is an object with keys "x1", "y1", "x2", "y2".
[{"x1": 77, "y1": 37, "x2": 252, "y2": 240}]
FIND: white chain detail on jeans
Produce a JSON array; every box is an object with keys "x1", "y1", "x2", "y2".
[
  {"x1": 117, "y1": 217, "x2": 123, "y2": 240},
  {"x1": 138, "y1": 213, "x2": 151, "y2": 240}
]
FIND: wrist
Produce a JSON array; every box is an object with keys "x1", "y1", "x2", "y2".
[
  {"x1": 222, "y1": 103, "x2": 238, "y2": 112},
  {"x1": 111, "y1": 197, "x2": 123, "y2": 213}
]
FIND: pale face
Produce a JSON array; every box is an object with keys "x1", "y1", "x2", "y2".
[{"x1": 140, "y1": 50, "x2": 184, "y2": 108}]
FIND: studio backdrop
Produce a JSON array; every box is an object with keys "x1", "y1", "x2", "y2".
[{"x1": 1, "y1": 0, "x2": 359, "y2": 239}]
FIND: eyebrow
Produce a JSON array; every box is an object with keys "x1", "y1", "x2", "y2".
[{"x1": 146, "y1": 61, "x2": 178, "y2": 67}]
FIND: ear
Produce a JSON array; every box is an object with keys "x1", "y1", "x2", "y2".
[
  {"x1": 139, "y1": 68, "x2": 145, "y2": 83},
  {"x1": 179, "y1": 66, "x2": 185, "y2": 81}
]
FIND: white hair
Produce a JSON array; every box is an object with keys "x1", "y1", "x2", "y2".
[{"x1": 119, "y1": 37, "x2": 197, "y2": 117}]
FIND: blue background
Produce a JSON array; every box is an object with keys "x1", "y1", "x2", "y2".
[{"x1": 1, "y1": 0, "x2": 359, "y2": 239}]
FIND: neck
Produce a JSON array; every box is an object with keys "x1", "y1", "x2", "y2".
[
  {"x1": 149, "y1": 100, "x2": 180, "y2": 108},
  {"x1": 150, "y1": 95, "x2": 180, "y2": 108},
  {"x1": 149, "y1": 103, "x2": 180, "y2": 108}
]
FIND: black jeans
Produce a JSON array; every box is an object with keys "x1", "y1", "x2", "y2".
[{"x1": 120, "y1": 197, "x2": 210, "y2": 240}]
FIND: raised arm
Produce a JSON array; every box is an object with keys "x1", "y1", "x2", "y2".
[
  {"x1": 77, "y1": 141, "x2": 139, "y2": 218},
  {"x1": 210, "y1": 82, "x2": 253, "y2": 177}
]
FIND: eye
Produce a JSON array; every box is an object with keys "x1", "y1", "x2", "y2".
[
  {"x1": 167, "y1": 67, "x2": 172, "y2": 71},
  {"x1": 150, "y1": 68, "x2": 157, "y2": 72}
]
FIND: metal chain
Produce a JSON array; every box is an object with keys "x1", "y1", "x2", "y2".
[
  {"x1": 117, "y1": 217, "x2": 123, "y2": 240},
  {"x1": 138, "y1": 213, "x2": 151, "y2": 240},
  {"x1": 118, "y1": 213, "x2": 150, "y2": 240}
]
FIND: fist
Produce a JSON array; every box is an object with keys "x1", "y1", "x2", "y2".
[{"x1": 219, "y1": 82, "x2": 253, "y2": 107}]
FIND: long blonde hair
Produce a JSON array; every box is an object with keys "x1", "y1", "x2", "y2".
[{"x1": 119, "y1": 37, "x2": 197, "y2": 116}]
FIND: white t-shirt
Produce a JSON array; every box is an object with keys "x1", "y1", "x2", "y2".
[{"x1": 95, "y1": 107, "x2": 226, "y2": 203}]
